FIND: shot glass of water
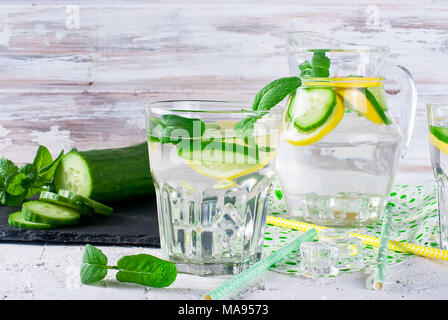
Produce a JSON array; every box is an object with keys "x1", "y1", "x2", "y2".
[
  {"x1": 145, "y1": 100, "x2": 281, "y2": 275},
  {"x1": 427, "y1": 103, "x2": 448, "y2": 250}
]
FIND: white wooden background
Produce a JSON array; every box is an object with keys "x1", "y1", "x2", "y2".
[{"x1": 1, "y1": 0, "x2": 447, "y2": 175}]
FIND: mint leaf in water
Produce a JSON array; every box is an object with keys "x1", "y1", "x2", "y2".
[
  {"x1": 299, "y1": 49, "x2": 331, "y2": 77},
  {"x1": 33, "y1": 146, "x2": 53, "y2": 171},
  {"x1": 80, "y1": 244, "x2": 110, "y2": 285},
  {"x1": 116, "y1": 254, "x2": 177, "y2": 288}
]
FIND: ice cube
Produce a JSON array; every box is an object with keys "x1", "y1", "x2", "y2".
[
  {"x1": 300, "y1": 242, "x2": 339, "y2": 276},
  {"x1": 318, "y1": 230, "x2": 363, "y2": 269}
]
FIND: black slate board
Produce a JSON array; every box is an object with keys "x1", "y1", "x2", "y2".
[{"x1": 0, "y1": 196, "x2": 160, "y2": 247}]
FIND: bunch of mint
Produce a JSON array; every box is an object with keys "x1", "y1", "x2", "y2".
[{"x1": 0, "y1": 146, "x2": 64, "y2": 206}]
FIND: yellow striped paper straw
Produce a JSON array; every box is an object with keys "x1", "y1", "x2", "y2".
[{"x1": 266, "y1": 215, "x2": 448, "y2": 261}]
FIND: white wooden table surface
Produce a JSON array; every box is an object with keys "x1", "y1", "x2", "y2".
[{"x1": 1, "y1": 0, "x2": 448, "y2": 300}]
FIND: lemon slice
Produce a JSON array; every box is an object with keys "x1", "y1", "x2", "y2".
[
  {"x1": 429, "y1": 132, "x2": 448, "y2": 156},
  {"x1": 336, "y1": 88, "x2": 383, "y2": 125},
  {"x1": 284, "y1": 95, "x2": 345, "y2": 146},
  {"x1": 213, "y1": 180, "x2": 236, "y2": 189},
  {"x1": 184, "y1": 146, "x2": 277, "y2": 180},
  {"x1": 304, "y1": 77, "x2": 383, "y2": 88}
]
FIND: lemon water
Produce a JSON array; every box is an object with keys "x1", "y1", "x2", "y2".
[
  {"x1": 428, "y1": 122, "x2": 448, "y2": 250},
  {"x1": 149, "y1": 136, "x2": 277, "y2": 275},
  {"x1": 277, "y1": 113, "x2": 401, "y2": 227}
]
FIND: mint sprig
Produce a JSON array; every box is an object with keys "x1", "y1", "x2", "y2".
[
  {"x1": 299, "y1": 49, "x2": 331, "y2": 77},
  {"x1": 80, "y1": 244, "x2": 177, "y2": 288},
  {"x1": 235, "y1": 77, "x2": 302, "y2": 134},
  {"x1": 0, "y1": 145, "x2": 64, "y2": 206},
  {"x1": 149, "y1": 115, "x2": 205, "y2": 145}
]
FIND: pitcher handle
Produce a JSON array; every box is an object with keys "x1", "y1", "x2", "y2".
[{"x1": 385, "y1": 65, "x2": 418, "y2": 158}]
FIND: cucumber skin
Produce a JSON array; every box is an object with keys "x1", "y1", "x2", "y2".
[{"x1": 55, "y1": 142, "x2": 155, "y2": 203}]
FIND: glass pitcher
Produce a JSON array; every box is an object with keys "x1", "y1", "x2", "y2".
[{"x1": 276, "y1": 32, "x2": 417, "y2": 227}]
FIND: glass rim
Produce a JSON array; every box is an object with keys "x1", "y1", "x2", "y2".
[
  {"x1": 300, "y1": 77, "x2": 385, "y2": 86},
  {"x1": 287, "y1": 31, "x2": 390, "y2": 53},
  {"x1": 145, "y1": 99, "x2": 265, "y2": 115},
  {"x1": 427, "y1": 103, "x2": 448, "y2": 109}
]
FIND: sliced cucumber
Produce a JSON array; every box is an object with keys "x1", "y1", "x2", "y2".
[
  {"x1": 39, "y1": 191, "x2": 94, "y2": 216},
  {"x1": 289, "y1": 87, "x2": 337, "y2": 133},
  {"x1": 22, "y1": 200, "x2": 81, "y2": 226},
  {"x1": 58, "y1": 189, "x2": 113, "y2": 217},
  {"x1": 430, "y1": 126, "x2": 448, "y2": 144},
  {"x1": 8, "y1": 211, "x2": 53, "y2": 230},
  {"x1": 364, "y1": 86, "x2": 391, "y2": 125}
]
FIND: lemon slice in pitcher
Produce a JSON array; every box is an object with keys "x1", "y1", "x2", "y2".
[
  {"x1": 284, "y1": 90, "x2": 345, "y2": 146},
  {"x1": 304, "y1": 77, "x2": 383, "y2": 88}
]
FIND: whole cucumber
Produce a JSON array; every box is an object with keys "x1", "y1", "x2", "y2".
[{"x1": 54, "y1": 142, "x2": 154, "y2": 203}]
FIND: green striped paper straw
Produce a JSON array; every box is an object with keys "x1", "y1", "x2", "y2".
[
  {"x1": 203, "y1": 229, "x2": 317, "y2": 300},
  {"x1": 366, "y1": 208, "x2": 393, "y2": 290}
]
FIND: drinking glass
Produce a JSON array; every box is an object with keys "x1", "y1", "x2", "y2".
[
  {"x1": 145, "y1": 100, "x2": 281, "y2": 275},
  {"x1": 427, "y1": 103, "x2": 448, "y2": 249}
]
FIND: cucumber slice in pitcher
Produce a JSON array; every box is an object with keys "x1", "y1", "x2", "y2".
[
  {"x1": 8, "y1": 211, "x2": 53, "y2": 230},
  {"x1": 290, "y1": 87, "x2": 337, "y2": 133},
  {"x1": 39, "y1": 191, "x2": 94, "y2": 216},
  {"x1": 22, "y1": 200, "x2": 81, "y2": 226},
  {"x1": 58, "y1": 189, "x2": 113, "y2": 217},
  {"x1": 365, "y1": 86, "x2": 392, "y2": 125}
]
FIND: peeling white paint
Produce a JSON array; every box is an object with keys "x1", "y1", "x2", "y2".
[{"x1": 30, "y1": 125, "x2": 75, "y2": 154}]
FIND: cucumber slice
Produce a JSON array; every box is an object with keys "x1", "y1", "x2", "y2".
[
  {"x1": 430, "y1": 126, "x2": 448, "y2": 144},
  {"x1": 364, "y1": 86, "x2": 391, "y2": 125},
  {"x1": 58, "y1": 189, "x2": 113, "y2": 217},
  {"x1": 290, "y1": 87, "x2": 337, "y2": 133},
  {"x1": 22, "y1": 200, "x2": 81, "y2": 226},
  {"x1": 8, "y1": 211, "x2": 53, "y2": 230},
  {"x1": 39, "y1": 191, "x2": 94, "y2": 216}
]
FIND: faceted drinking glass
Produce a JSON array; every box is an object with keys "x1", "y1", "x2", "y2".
[
  {"x1": 427, "y1": 103, "x2": 448, "y2": 250},
  {"x1": 145, "y1": 100, "x2": 281, "y2": 275}
]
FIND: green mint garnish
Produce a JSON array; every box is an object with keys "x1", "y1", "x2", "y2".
[
  {"x1": 299, "y1": 49, "x2": 331, "y2": 77},
  {"x1": 235, "y1": 77, "x2": 302, "y2": 134},
  {"x1": 252, "y1": 77, "x2": 302, "y2": 111},
  {"x1": 80, "y1": 244, "x2": 110, "y2": 284},
  {"x1": 149, "y1": 115, "x2": 205, "y2": 145},
  {"x1": 80, "y1": 244, "x2": 177, "y2": 288},
  {"x1": 0, "y1": 146, "x2": 65, "y2": 207},
  {"x1": 116, "y1": 254, "x2": 178, "y2": 288}
]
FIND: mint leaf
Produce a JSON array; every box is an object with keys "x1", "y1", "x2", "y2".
[
  {"x1": 299, "y1": 50, "x2": 331, "y2": 77},
  {"x1": 39, "y1": 150, "x2": 64, "y2": 182},
  {"x1": 0, "y1": 158, "x2": 18, "y2": 179},
  {"x1": 80, "y1": 244, "x2": 109, "y2": 285},
  {"x1": 116, "y1": 254, "x2": 177, "y2": 288},
  {"x1": 4, "y1": 192, "x2": 27, "y2": 207},
  {"x1": 252, "y1": 77, "x2": 302, "y2": 111},
  {"x1": 234, "y1": 114, "x2": 262, "y2": 136},
  {"x1": 5, "y1": 172, "x2": 28, "y2": 196},
  {"x1": 33, "y1": 146, "x2": 53, "y2": 171},
  {"x1": 157, "y1": 115, "x2": 205, "y2": 145}
]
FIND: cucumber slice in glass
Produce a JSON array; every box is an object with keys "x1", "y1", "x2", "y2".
[
  {"x1": 39, "y1": 191, "x2": 94, "y2": 216},
  {"x1": 430, "y1": 126, "x2": 448, "y2": 144},
  {"x1": 8, "y1": 211, "x2": 53, "y2": 229},
  {"x1": 58, "y1": 189, "x2": 113, "y2": 217},
  {"x1": 22, "y1": 200, "x2": 81, "y2": 226},
  {"x1": 290, "y1": 87, "x2": 337, "y2": 133}
]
